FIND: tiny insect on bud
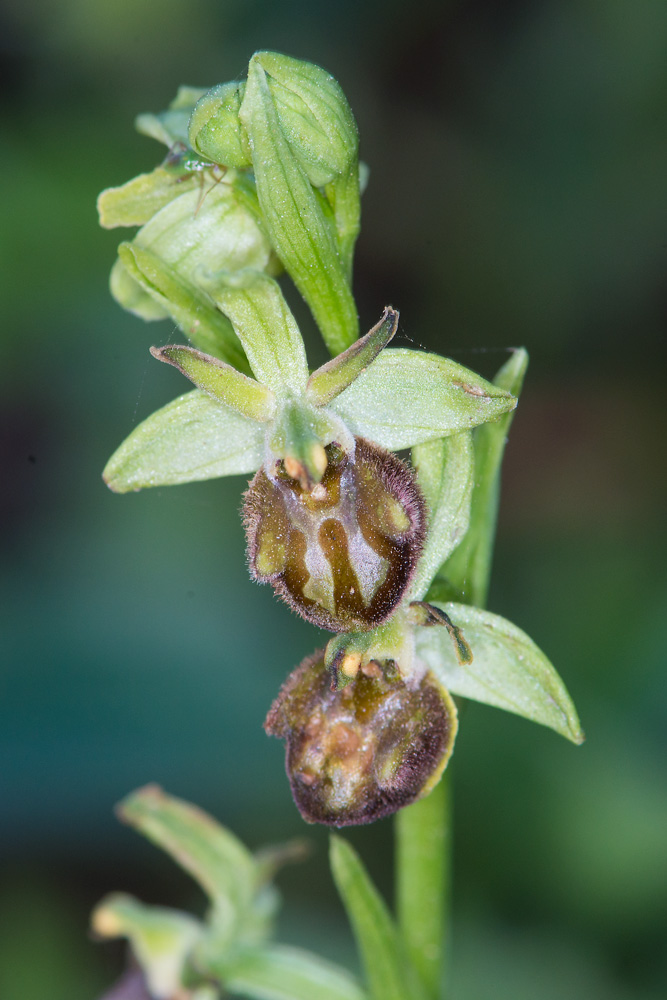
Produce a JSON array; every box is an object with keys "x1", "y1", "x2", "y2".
[
  {"x1": 243, "y1": 437, "x2": 427, "y2": 632},
  {"x1": 265, "y1": 651, "x2": 457, "y2": 826}
]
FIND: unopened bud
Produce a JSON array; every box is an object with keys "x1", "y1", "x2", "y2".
[
  {"x1": 265, "y1": 651, "x2": 457, "y2": 826},
  {"x1": 244, "y1": 438, "x2": 426, "y2": 632},
  {"x1": 188, "y1": 82, "x2": 252, "y2": 169}
]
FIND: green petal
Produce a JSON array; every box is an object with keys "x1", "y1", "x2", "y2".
[
  {"x1": 330, "y1": 349, "x2": 517, "y2": 449},
  {"x1": 416, "y1": 603, "x2": 584, "y2": 744},
  {"x1": 306, "y1": 307, "x2": 398, "y2": 407},
  {"x1": 152, "y1": 344, "x2": 276, "y2": 422},
  {"x1": 409, "y1": 431, "x2": 474, "y2": 601},
  {"x1": 103, "y1": 389, "x2": 264, "y2": 493},
  {"x1": 240, "y1": 56, "x2": 358, "y2": 355}
]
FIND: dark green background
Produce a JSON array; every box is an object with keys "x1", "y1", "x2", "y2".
[{"x1": 1, "y1": 1, "x2": 666, "y2": 997}]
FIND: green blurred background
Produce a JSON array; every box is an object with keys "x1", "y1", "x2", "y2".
[{"x1": 1, "y1": 0, "x2": 666, "y2": 997}]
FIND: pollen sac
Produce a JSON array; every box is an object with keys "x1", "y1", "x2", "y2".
[
  {"x1": 265, "y1": 651, "x2": 457, "y2": 826},
  {"x1": 243, "y1": 437, "x2": 426, "y2": 632}
]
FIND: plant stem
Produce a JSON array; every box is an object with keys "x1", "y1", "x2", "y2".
[
  {"x1": 394, "y1": 349, "x2": 529, "y2": 998},
  {"x1": 395, "y1": 774, "x2": 451, "y2": 999}
]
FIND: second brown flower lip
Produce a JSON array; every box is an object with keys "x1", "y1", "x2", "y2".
[
  {"x1": 265, "y1": 650, "x2": 458, "y2": 827},
  {"x1": 243, "y1": 436, "x2": 427, "y2": 633}
]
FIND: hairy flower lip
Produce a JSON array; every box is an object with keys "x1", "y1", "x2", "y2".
[
  {"x1": 265, "y1": 650, "x2": 457, "y2": 827},
  {"x1": 243, "y1": 437, "x2": 427, "y2": 633}
]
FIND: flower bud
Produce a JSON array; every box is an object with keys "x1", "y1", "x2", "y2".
[
  {"x1": 243, "y1": 437, "x2": 427, "y2": 632},
  {"x1": 265, "y1": 651, "x2": 457, "y2": 826},
  {"x1": 252, "y1": 51, "x2": 358, "y2": 188},
  {"x1": 188, "y1": 82, "x2": 252, "y2": 169}
]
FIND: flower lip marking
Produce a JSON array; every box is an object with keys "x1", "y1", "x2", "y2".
[{"x1": 243, "y1": 437, "x2": 427, "y2": 632}]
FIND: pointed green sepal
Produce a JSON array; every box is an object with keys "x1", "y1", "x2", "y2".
[
  {"x1": 240, "y1": 55, "x2": 358, "y2": 355},
  {"x1": 306, "y1": 307, "x2": 399, "y2": 407},
  {"x1": 151, "y1": 344, "x2": 276, "y2": 422},
  {"x1": 442, "y1": 348, "x2": 528, "y2": 606},
  {"x1": 97, "y1": 167, "x2": 199, "y2": 229},
  {"x1": 103, "y1": 389, "x2": 264, "y2": 493},
  {"x1": 204, "y1": 272, "x2": 309, "y2": 394},
  {"x1": 91, "y1": 894, "x2": 202, "y2": 1000},
  {"x1": 416, "y1": 602, "x2": 585, "y2": 744},
  {"x1": 330, "y1": 348, "x2": 517, "y2": 449},
  {"x1": 408, "y1": 431, "x2": 474, "y2": 600}
]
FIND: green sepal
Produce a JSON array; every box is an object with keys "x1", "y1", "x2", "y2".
[
  {"x1": 204, "y1": 272, "x2": 309, "y2": 394},
  {"x1": 110, "y1": 254, "x2": 169, "y2": 321},
  {"x1": 91, "y1": 893, "x2": 202, "y2": 999},
  {"x1": 118, "y1": 242, "x2": 249, "y2": 371},
  {"x1": 135, "y1": 85, "x2": 208, "y2": 148},
  {"x1": 215, "y1": 944, "x2": 368, "y2": 1000},
  {"x1": 240, "y1": 55, "x2": 358, "y2": 356},
  {"x1": 329, "y1": 836, "x2": 427, "y2": 1000},
  {"x1": 151, "y1": 344, "x2": 276, "y2": 422},
  {"x1": 415, "y1": 603, "x2": 585, "y2": 744},
  {"x1": 408, "y1": 431, "x2": 474, "y2": 601},
  {"x1": 441, "y1": 348, "x2": 528, "y2": 607},
  {"x1": 330, "y1": 348, "x2": 517, "y2": 449},
  {"x1": 103, "y1": 389, "x2": 264, "y2": 493},
  {"x1": 97, "y1": 167, "x2": 199, "y2": 229},
  {"x1": 189, "y1": 81, "x2": 252, "y2": 169},
  {"x1": 117, "y1": 786, "x2": 275, "y2": 952},
  {"x1": 306, "y1": 307, "x2": 398, "y2": 407}
]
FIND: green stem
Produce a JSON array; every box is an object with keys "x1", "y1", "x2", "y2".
[
  {"x1": 395, "y1": 774, "x2": 451, "y2": 999},
  {"x1": 394, "y1": 349, "x2": 529, "y2": 998}
]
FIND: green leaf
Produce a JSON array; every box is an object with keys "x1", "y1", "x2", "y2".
[
  {"x1": 330, "y1": 349, "x2": 517, "y2": 449},
  {"x1": 306, "y1": 307, "x2": 398, "y2": 407},
  {"x1": 151, "y1": 345, "x2": 276, "y2": 422},
  {"x1": 441, "y1": 348, "x2": 528, "y2": 607},
  {"x1": 205, "y1": 273, "x2": 309, "y2": 394},
  {"x1": 118, "y1": 243, "x2": 250, "y2": 372},
  {"x1": 117, "y1": 786, "x2": 269, "y2": 950},
  {"x1": 240, "y1": 56, "x2": 358, "y2": 356},
  {"x1": 103, "y1": 389, "x2": 264, "y2": 493},
  {"x1": 91, "y1": 893, "x2": 201, "y2": 999},
  {"x1": 98, "y1": 168, "x2": 199, "y2": 229},
  {"x1": 329, "y1": 836, "x2": 426, "y2": 1000},
  {"x1": 219, "y1": 944, "x2": 367, "y2": 1000},
  {"x1": 415, "y1": 603, "x2": 585, "y2": 744},
  {"x1": 409, "y1": 431, "x2": 474, "y2": 601}
]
